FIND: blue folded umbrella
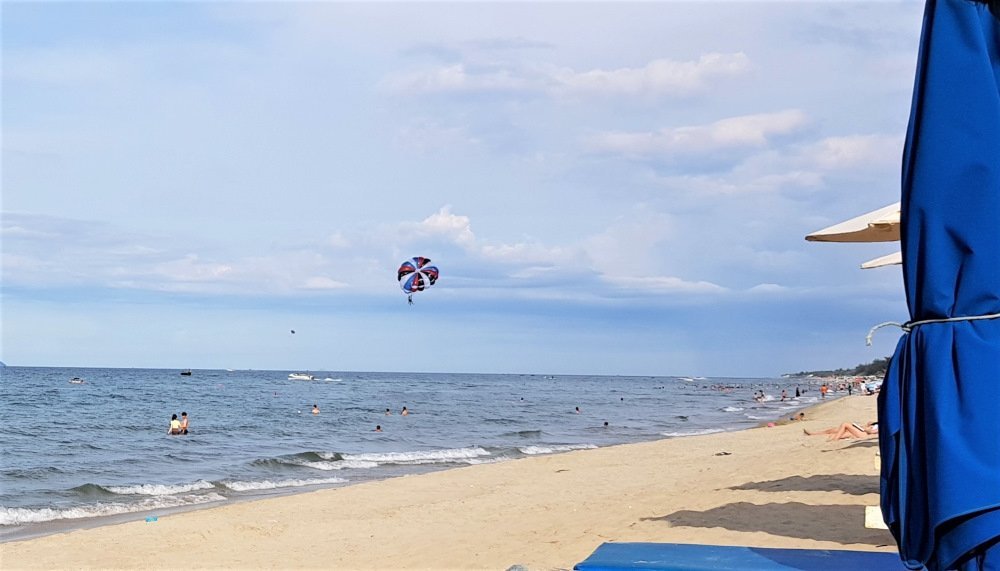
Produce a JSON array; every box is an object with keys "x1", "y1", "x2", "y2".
[
  {"x1": 574, "y1": 542, "x2": 908, "y2": 571},
  {"x1": 878, "y1": 1, "x2": 1000, "y2": 570}
]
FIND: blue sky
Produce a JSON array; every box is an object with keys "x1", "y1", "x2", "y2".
[{"x1": 2, "y1": 2, "x2": 922, "y2": 376}]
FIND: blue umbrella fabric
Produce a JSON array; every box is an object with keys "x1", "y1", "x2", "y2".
[{"x1": 878, "y1": 1, "x2": 1000, "y2": 570}]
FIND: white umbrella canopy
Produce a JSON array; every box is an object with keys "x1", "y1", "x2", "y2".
[
  {"x1": 861, "y1": 251, "x2": 902, "y2": 269},
  {"x1": 806, "y1": 202, "x2": 901, "y2": 243}
]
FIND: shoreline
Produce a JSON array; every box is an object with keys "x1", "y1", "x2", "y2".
[
  {"x1": 0, "y1": 393, "x2": 893, "y2": 570},
  {"x1": 1, "y1": 387, "x2": 830, "y2": 544}
]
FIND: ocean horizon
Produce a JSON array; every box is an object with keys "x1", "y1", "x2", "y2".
[{"x1": 0, "y1": 366, "x2": 830, "y2": 542}]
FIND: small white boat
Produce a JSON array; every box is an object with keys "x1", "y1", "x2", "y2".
[
  {"x1": 288, "y1": 373, "x2": 315, "y2": 381},
  {"x1": 68, "y1": 377, "x2": 85, "y2": 384}
]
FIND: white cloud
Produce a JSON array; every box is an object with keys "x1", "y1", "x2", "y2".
[
  {"x1": 553, "y1": 52, "x2": 750, "y2": 96},
  {"x1": 302, "y1": 276, "x2": 348, "y2": 290},
  {"x1": 747, "y1": 283, "x2": 787, "y2": 293},
  {"x1": 587, "y1": 109, "x2": 809, "y2": 158},
  {"x1": 800, "y1": 134, "x2": 902, "y2": 171},
  {"x1": 384, "y1": 52, "x2": 750, "y2": 98},
  {"x1": 152, "y1": 254, "x2": 233, "y2": 282},
  {"x1": 602, "y1": 275, "x2": 727, "y2": 294},
  {"x1": 383, "y1": 64, "x2": 535, "y2": 94},
  {"x1": 403, "y1": 206, "x2": 477, "y2": 247}
]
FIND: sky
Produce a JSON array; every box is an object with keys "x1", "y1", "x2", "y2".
[{"x1": 2, "y1": 1, "x2": 924, "y2": 377}]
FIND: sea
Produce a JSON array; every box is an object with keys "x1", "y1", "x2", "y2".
[{"x1": 0, "y1": 366, "x2": 825, "y2": 542}]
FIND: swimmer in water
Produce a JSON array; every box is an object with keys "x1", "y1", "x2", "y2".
[
  {"x1": 312, "y1": 404, "x2": 320, "y2": 415},
  {"x1": 385, "y1": 408, "x2": 392, "y2": 415},
  {"x1": 168, "y1": 414, "x2": 182, "y2": 435},
  {"x1": 401, "y1": 407, "x2": 409, "y2": 416},
  {"x1": 375, "y1": 425, "x2": 382, "y2": 432}
]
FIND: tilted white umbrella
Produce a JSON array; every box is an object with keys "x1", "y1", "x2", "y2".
[
  {"x1": 805, "y1": 202, "x2": 900, "y2": 243},
  {"x1": 861, "y1": 251, "x2": 902, "y2": 269},
  {"x1": 805, "y1": 202, "x2": 901, "y2": 269}
]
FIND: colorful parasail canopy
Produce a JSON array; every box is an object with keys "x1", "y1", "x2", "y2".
[{"x1": 397, "y1": 257, "x2": 439, "y2": 304}]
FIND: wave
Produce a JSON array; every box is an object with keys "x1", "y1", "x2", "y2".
[
  {"x1": 222, "y1": 477, "x2": 348, "y2": 492},
  {"x1": 341, "y1": 447, "x2": 492, "y2": 464},
  {"x1": 266, "y1": 447, "x2": 495, "y2": 471},
  {"x1": 103, "y1": 480, "x2": 216, "y2": 496},
  {"x1": 3, "y1": 466, "x2": 68, "y2": 480},
  {"x1": 0, "y1": 493, "x2": 226, "y2": 526},
  {"x1": 518, "y1": 444, "x2": 596, "y2": 455},
  {"x1": 502, "y1": 430, "x2": 543, "y2": 438},
  {"x1": 721, "y1": 406, "x2": 744, "y2": 412},
  {"x1": 661, "y1": 428, "x2": 725, "y2": 437},
  {"x1": 290, "y1": 459, "x2": 378, "y2": 471}
]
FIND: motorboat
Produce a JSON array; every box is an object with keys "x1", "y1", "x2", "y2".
[
  {"x1": 288, "y1": 373, "x2": 315, "y2": 381},
  {"x1": 68, "y1": 377, "x2": 85, "y2": 384},
  {"x1": 180, "y1": 370, "x2": 192, "y2": 376}
]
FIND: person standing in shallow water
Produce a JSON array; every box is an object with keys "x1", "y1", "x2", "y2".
[
  {"x1": 168, "y1": 414, "x2": 182, "y2": 435},
  {"x1": 401, "y1": 407, "x2": 408, "y2": 416},
  {"x1": 180, "y1": 412, "x2": 189, "y2": 434}
]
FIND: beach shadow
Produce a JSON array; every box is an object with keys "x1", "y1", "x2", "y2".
[
  {"x1": 643, "y1": 502, "x2": 895, "y2": 546},
  {"x1": 840, "y1": 440, "x2": 879, "y2": 449},
  {"x1": 730, "y1": 474, "x2": 879, "y2": 496}
]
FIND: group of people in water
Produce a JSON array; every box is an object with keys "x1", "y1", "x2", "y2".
[
  {"x1": 167, "y1": 412, "x2": 189, "y2": 435},
  {"x1": 169, "y1": 405, "x2": 414, "y2": 435}
]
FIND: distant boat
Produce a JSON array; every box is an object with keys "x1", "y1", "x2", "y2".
[
  {"x1": 68, "y1": 377, "x2": 85, "y2": 384},
  {"x1": 180, "y1": 370, "x2": 192, "y2": 376},
  {"x1": 288, "y1": 373, "x2": 315, "y2": 381}
]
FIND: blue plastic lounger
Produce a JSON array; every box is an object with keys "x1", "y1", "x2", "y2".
[{"x1": 574, "y1": 542, "x2": 910, "y2": 571}]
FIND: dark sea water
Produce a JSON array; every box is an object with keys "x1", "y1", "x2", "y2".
[{"x1": 0, "y1": 367, "x2": 823, "y2": 541}]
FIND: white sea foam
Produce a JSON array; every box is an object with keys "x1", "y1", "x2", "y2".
[
  {"x1": 721, "y1": 406, "x2": 744, "y2": 412},
  {"x1": 518, "y1": 444, "x2": 597, "y2": 455},
  {"x1": 298, "y1": 447, "x2": 493, "y2": 470},
  {"x1": 291, "y1": 459, "x2": 378, "y2": 471},
  {"x1": 105, "y1": 480, "x2": 215, "y2": 496},
  {"x1": 342, "y1": 447, "x2": 492, "y2": 463},
  {"x1": 0, "y1": 493, "x2": 225, "y2": 526},
  {"x1": 464, "y1": 456, "x2": 510, "y2": 465},
  {"x1": 661, "y1": 428, "x2": 725, "y2": 437},
  {"x1": 222, "y1": 477, "x2": 347, "y2": 492}
]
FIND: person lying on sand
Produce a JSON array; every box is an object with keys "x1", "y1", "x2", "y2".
[{"x1": 804, "y1": 421, "x2": 877, "y2": 441}]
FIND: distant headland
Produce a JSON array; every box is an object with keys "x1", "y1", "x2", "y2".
[{"x1": 787, "y1": 356, "x2": 891, "y2": 378}]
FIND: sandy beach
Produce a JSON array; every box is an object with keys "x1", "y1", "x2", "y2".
[{"x1": 1, "y1": 394, "x2": 894, "y2": 570}]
